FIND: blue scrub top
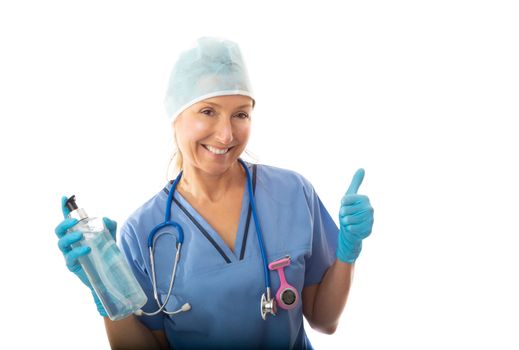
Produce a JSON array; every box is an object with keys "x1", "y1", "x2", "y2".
[{"x1": 118, "y1": 162, "x2": 338, "y2": 350}]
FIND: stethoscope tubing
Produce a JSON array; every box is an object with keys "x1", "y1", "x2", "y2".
[{"x1": 241, "y1": 159, "x2": 271, "y2": 290}]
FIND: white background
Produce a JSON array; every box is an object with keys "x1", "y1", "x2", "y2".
[{"x1": 1, "y1": 0, "x2": 518, "y2": 349}]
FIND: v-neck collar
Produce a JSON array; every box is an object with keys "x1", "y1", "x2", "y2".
[{"x1": 162, "y1": 163, "x2": 257, "y2": 263}]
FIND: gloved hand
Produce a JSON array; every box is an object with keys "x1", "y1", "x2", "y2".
[
  {"x1": 54, "y1": 195, "x2": 118, "y2": 317},
  {"x1": 337, "y1": 169, "x2": 374, "y2": 264}
]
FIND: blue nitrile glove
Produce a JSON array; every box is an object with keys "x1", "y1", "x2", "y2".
[
  {"x1": 337, "y1": 169, "x2": 374, "y2": 264},
  {"x1": 54, "y1": 196, "x2": 118, "y2": 317}
]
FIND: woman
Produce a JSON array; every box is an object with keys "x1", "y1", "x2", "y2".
[{"x1": 55, "y1": 37, "x2": 374, "y2": 350}]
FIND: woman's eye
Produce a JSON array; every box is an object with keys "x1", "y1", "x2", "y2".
[
  {"x1": 200, "y1": 109, "x2": 215, "y2": 116},
  {"x1": 234, "y1": 112, "x2": 249, "y2": 119}
]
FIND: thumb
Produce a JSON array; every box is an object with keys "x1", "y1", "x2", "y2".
[
  {"x1": 61, "y1": 195, "x2": 71, "y2": 219},
  {"x1": 346, "y1": 168, "x2": 365, "y2": 195}
]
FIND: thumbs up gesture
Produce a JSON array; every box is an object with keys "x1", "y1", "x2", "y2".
[{"x1": 337, "y1": 169, "x2": 374, "y2": 264}]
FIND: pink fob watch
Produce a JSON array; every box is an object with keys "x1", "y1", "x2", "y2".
[{"x1": 268, "y1": 256, "x2": 299, "y2": 310}]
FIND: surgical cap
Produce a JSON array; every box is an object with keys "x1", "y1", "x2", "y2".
[{"x1": 164, "y1": 37, "x2": 254, "y2": 121}]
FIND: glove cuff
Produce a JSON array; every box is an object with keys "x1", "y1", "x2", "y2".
[
  {"x1": 91, "y1": 290, "x2": 108, "y2": 317},
  {"x1": 336, "y1": 231, "x2": 362, "y2": 264}
]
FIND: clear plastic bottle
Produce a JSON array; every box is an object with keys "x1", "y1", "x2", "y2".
[{"x1": 66, "y1": 195, "x2": 147, "y2": 320}]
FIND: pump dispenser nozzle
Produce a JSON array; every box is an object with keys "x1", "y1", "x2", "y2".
[
  {"x1": 65, "y1": 195, "x2": 79, "y2": 212},
  {"x1": 66, "y1": 195, "x2": 88, "y2": 220}
]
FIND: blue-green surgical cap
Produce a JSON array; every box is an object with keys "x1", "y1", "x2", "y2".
[{"x1": 164, "y1": 37, "x2": 254, "y2": 121}]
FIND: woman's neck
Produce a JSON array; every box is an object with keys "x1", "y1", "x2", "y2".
[{"x1": 178, "y1": 161, "x2": 244, "y2": 203}]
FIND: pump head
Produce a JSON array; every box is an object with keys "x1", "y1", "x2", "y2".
[
  {"x1": 65, "y1": 195, "x2": 88, "y2": 220},
  {"x1": 65, "y1": 195, "x2": 78, "y2": 213}
]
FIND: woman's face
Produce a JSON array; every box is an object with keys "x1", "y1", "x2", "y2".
[{"x1": 174, "y1": 94, "x2": 253, "y2": 176}]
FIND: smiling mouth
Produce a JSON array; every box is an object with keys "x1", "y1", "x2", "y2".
[{"x1": 203, "y1": 144, "x2": 232, "y2": 155}]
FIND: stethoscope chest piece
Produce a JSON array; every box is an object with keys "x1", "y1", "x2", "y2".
[{"x1": 260, "y1": 290, "x2": 277, "y2": 320}]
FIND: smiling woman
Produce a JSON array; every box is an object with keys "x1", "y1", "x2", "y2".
[
  {"x1": 53, "y1": 36, "x2": 374, "y2": 350},
  {"x1": 173, "y1": 95, "x2": 254, "y2": 177}
]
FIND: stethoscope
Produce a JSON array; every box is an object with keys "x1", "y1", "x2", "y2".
[{"x1": 134, "y1": 159, "x2": 296, "y2": 320}]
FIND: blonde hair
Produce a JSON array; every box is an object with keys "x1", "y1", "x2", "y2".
[
  {"x1": 174, "y1": 151, "x2": 183, "y2": 172},
  {"x1": 170, "y1": 150, "x2": 183, "y2": 176},
  {"x1": 167, "y1": 129, "x2": 183, "y2": 180}
]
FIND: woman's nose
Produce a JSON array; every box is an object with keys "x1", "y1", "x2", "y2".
[{"x1": 214, "y1": 117, "x2": 234, "y2": 145}]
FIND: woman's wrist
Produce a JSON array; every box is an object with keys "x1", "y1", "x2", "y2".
[{"x1": 336, "y1": 232, "x2": 362, "y2": 264}]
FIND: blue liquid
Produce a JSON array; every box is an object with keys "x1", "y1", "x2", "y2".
[{"x1": 71, "y1": 218, "x2": 147, "y2": 320}]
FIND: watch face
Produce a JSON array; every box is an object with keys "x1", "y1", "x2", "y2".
[{"x1": 281, "y1": 289, "x2": 296, "y2": 306}]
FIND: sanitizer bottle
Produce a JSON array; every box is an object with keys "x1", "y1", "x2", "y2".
[{"x1": 65, "y1": 195, "x2": 147, "y2": 320}]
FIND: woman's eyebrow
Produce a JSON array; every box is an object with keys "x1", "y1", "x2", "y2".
[
  {"x1": 202, "y1": 101, "x2": 220, "y2": 107},
  {"x1": 235, "y1": 104, "x2": 253, "y2": 109}
]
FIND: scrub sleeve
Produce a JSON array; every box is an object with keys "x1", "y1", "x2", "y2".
[{"x1": 301, "y1": 180, "x2": 339, "y2": 287}]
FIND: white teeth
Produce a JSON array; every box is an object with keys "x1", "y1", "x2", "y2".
[{"x1": 205, "y1": 145, "x2": 229, "y2": 155}]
